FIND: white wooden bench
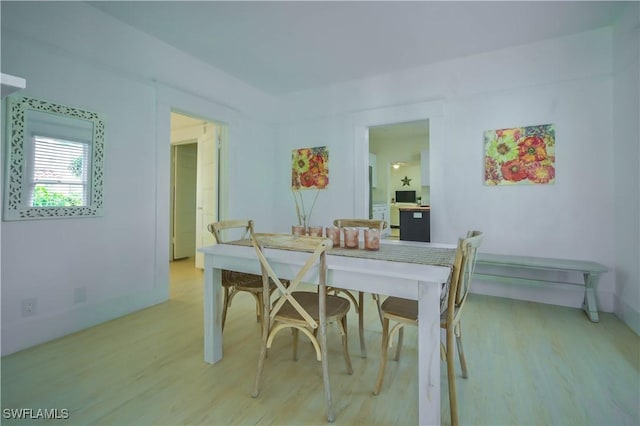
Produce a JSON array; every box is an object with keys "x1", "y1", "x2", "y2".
[{"x1": 474, "y1": 253, "x2": 608, "y2": 322}]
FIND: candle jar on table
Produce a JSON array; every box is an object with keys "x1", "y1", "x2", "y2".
[
  {"x1": 364, "y1": 228, "x2": 381, "y2": 251},
  {"x1": 308, "y1": 226, "x2": 323, "y2": 237},
  {"x1": 342, "y1": 227, "x2": 359, "y2": 249},
  {"x1": 325, "y1": 226, "x2": 340, "y2": 246},
  {"x1": 292, "y1": 225, "x2": 306, "y2": 236}
]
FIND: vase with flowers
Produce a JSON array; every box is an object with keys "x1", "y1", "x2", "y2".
[{"x1": 291, "y1": 146, "x2": 329, "y2": 234}]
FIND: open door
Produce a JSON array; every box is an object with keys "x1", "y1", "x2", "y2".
[
  {"x1": 195, "y1": 123, "x2": 219, "y2": 269},
  {"x1": 172, "y1": 143, "x2": 197, "y2": 260}
]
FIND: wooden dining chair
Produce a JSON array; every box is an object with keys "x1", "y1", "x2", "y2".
[
  {"x1": 207, "y1": 219, "x2": 276, "y2": 331},
  {"x1": 251, "y1": 233, "x2": 353, "y2": 423},
  {"x1": 331, "y1": 218, "x2": 388, "y2": 358},
  {"x1": 372, "y1": 230, "x2": 483, "y2": 426}
]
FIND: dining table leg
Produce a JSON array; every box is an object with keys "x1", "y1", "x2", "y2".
[
  {"x1": 203, "y1": 259, "x2": 223, "y2": 364},
  {"x1": 417, "y1": 280, "x2": 442, "y2": 426}
]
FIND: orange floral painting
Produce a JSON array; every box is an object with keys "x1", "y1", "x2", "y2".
[
  {"x1": 484, "y1": 124, "x2": 555, "y2": 186},
  {"x1": 291, "y1": 146, "x2": 329, "y2": 190}
]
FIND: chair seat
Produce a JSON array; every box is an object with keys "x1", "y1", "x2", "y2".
[
  {"x1": 381, "y1": 296, "x2": 456, "y2": 327},
  {"x1": 276, "y1": 291, "x2": 351, "y2": 322},
  {"x1": 222, "y1": 270, "x2": 275, "y2": 291},
  {"x1": 380, "y1": 297, "x2": 417, "y2": 321}
]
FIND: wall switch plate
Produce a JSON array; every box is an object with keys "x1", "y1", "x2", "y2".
[
  {"x1": 74, "y1": 287, "x2": 87, "y2": 304},
  {"x1": 21, "y1": 298, "x2": 37, "y2": 317}
]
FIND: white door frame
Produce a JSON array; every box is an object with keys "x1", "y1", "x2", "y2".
[
  {"x1": 156, "y1": 86, "x2": 235, "y2": 287},
  {"x1": 195, "y1": 124, "x2": 220, "y2": 268},
  {"x1": 352, "y1": 100, "x2": 446, "y2": 218}
]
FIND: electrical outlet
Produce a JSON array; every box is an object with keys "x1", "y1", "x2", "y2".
[{"x1": 21, "y1": 298, "x2": 37, "y2": 317}]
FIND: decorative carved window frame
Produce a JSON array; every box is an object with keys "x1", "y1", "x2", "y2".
[{"x1": 3, "y1": 95, "x2": 105, "y2": 220}]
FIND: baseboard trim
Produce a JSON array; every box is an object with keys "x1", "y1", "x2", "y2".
[{"x1": 614, "y1": 295, "x2": 640, "y2": 336}]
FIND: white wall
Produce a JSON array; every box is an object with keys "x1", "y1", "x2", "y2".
[
  {"x1": 612, "y1": 2, "x2": 640, "y2": 334},
  {"x1": 0, "y1": 2, "x2": 277, "y2": 355},
  {"x1": 389, "y1": 165, "x2": 421, "y2": 198},
  {"x1": 275, "y1": 26, "x2": 628, "y2": 319}
]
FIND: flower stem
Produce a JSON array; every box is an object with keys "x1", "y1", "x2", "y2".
[
  {"x1": 292, "y1": 189, "x2": 321, "y2": 229},
  {"x1": 298, "y1": 191, "x2": 307, "y2": 227},
  {"x1": 292, "y1": 190, "x2": 303, "y2": 225},
  {"x1": 306, "y1": 189, "x2": 320, "y2": 227}
]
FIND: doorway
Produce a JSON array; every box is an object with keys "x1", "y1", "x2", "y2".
[
  {"x1": 353, "y1": 99, "x2": 444, "y2": 240},
  {"x1": 170, "y1": 112, "x2": 226, "y2": 270},
  {"x1": 368, "y1": 120, "x2": 429, "y2": 206},
  {"x1": 368, "y1": 120, "x2": 429, "y2": 238}
]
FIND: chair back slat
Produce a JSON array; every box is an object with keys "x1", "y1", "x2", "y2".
[
  {"x1": 251, "y1": 233, "x2": 331, "y2": 329},
  {"x1": 457, "y1": 231, "x2": 483, "y2": 306},
  {"x1": 333, "y1": 219, "x2": 387, "y2": 230},
  {"x1": 446, "y1": 231, "x2": 483, "y2": 316},
  {"x1": 208, "y1": 219, "x2": 254, "y2": 244}
]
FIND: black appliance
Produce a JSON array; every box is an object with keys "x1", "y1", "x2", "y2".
[
  {"x1": 395, "y1": 190, "x2": 416, "y2": 203},
  {"x1": 400, "y1": 209, "x2": 430, "y2": 242}
]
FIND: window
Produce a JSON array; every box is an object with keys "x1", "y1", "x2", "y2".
[
  {"x1": 4, "y1": 95, "x2": 104, "y2": 220},
  {"x1": 30, "y1": 136, "x2": 91, "y2": 207}
]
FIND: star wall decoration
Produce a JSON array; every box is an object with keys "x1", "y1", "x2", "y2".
[{"x1": 401, "y1": 176, "x2": 412, "y2": 186}]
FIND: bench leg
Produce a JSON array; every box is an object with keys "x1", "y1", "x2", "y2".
[{"x1": 582, "y1": 273, "x2": 600, "y2": 323}]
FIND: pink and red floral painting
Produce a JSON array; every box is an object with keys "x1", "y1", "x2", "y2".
[
  {"x1": 484, "y1": 124, "x2": 555, "y2": 186},
  {"x1": 291, "y1": 146, "x2": 329, "y2": 190}
]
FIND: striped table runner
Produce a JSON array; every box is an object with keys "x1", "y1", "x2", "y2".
[{"x1": 229, "y1": 238, "x2": 454, "y2": 267}]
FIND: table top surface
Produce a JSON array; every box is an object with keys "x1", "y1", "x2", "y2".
[{"x1": 202, "y1": 237, "x2": 456, "y2": 286}]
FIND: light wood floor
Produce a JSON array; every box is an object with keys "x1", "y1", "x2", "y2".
[{"x1": 2, "y1": 258, "x2": 639, "y2": 425}]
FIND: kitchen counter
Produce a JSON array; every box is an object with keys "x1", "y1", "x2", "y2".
[
  {"x1": 391, "y1": 203, "x2": 427, "y2": 227},
  {"x1": 399, "y1": 205, "x2": 430, "y2": 212}
]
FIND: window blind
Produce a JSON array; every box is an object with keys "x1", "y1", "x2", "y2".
[{"x1": 30, "y1": 135, "x2": 90, "y2": 207}]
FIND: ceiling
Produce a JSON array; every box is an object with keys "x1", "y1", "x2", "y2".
[{"x1": 87, "y1": 1, "x2": 627, "y2": 96}]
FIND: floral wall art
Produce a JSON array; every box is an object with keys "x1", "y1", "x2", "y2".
[
  {"x1": 291, "y1": 146, "x2": 329, "y2": 190},
  {"x1": 291, "y1": 146, "x2": 329, "y2": 229},
  {"x1": 484, "y1": 123, "x2": 556, "y2": 185}
]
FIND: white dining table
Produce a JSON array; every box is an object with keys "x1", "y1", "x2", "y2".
[{"x1": 200, "y1": 238, "x2": 455, "y2": 426}]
